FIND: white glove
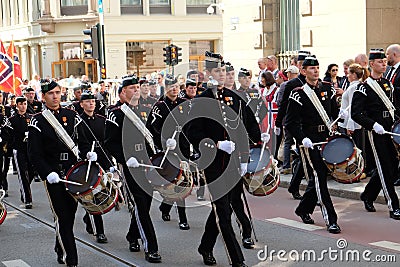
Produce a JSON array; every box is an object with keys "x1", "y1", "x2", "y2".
[
  {"x1": 166, "y1": 138, "x2": 177, "y2": 150},
  {"x1": 86, "y1": 152, "x2": 98, "y2": 161},
  {"x1": 373, "y1": 122, "x2": 385, "y2": 135},
  {"x1": 46, "y1": 172, "x2": 60, "y2": 184},
  {"x1": 126, "y1": 157, "x2": 140, "y2": 168},
  {"x1": 339, "y1": 109, "x2": 348, "y2": 119},
  {"x1": 261, "y1": 132, "x2": 270, "y2": 143},
  {"x1": 240, "y1": 163, "x2": 248, "y2": 177},
  {"x1": 217, "y1": 140, "x2": 236, "y2": 154},
  {"x1": 302, "y1": 138, "x2": 313, "y2": 149},
  {"x1": 109, "y1": 166, "x2": 118, "y2": 173},
  {"x1": 274, "y1": 126, "x2": 281, "y2": 136},
  {"x1": 0, "y1": 137, "x2": 2, "y2": 143}
]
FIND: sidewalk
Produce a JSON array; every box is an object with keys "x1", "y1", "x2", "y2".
[{"x1": 279, "y1": 173, "x2": 400, "y2": 205}]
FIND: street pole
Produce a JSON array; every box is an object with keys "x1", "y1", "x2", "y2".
[{"x1": 98, "y1": 0, "x2": 106, "y2": 81}]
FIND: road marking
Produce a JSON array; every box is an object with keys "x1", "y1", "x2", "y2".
[
  {"x1": 369, "y1": 241, "x2": 400, "y2": 252},
  {"x1": 2, "y1": 259, "x2": 31, "y2": 267},
  {"x1": 266, "y1": 217, "x2": 324, "y2": 231}
]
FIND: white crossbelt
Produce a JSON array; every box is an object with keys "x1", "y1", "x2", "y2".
[
  {"x1": 303, "y1": 83, "x2": 332, "y2": 130},
  {"x1": 366, "y1": 77, "x2": 395, "y2": 120}
]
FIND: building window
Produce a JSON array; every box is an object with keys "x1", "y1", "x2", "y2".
[
  {"x1": 60, "y1": 0, "x2": 88, "y2": 16},
  {"x1": 120, "y1": 0, "x2": 143, "y2": 15},
  {"x1": 149, "y1": 0, "x2": 171, "y2": 14},
  {"x1": 187, "y1": 0, "x2": 215, "y2": 14},
  {"x1": 126, "y1": 41, "x2": 169, "y2": 77},
  {"x1": 59, "y1": 42, "x2": 83, "y2": 60},
  {"x1": 189, "y1": 40, "x2": 215, "y2": 70}
]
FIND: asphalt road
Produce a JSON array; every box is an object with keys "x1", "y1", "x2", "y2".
[{"x1": 1, "y1": 171, "x2": 400, "y2": 267}]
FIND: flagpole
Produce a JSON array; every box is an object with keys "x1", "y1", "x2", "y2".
[{"x1": 11, "y1": 35, "x2": 15, "y2": 95}]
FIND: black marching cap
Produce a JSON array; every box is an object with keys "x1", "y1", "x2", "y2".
[
  {"x1": 41, "y1": 79, "x2": 59, "y2": 94},
  {"x1": 302, "y1": 55, "x2": 319, "y2": 67},
  {"x1": 369, "y1": 48, "x2": 386, "y2": 60}
]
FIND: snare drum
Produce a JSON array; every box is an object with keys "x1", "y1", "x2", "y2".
[
  {"x1": 391, "y1": 120, "x2": 400, "y2": 156},
  {"x1": 146, "y1": 152, "x2": 193, "y2": 200},
  {"x1": 243, "y1": 146, "x2": 280, "y2": 196},
  {"x1": 65, "y1": 161, "x2": 119, "y2": 215},
  {"x1": 320, "y1": 134, "x2": 364, "y2": 183},
  {"x1": 0, "y1": 190, "x2": 6, "y2": 225}
]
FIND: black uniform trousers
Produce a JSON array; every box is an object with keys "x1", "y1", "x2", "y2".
[
  {"x1": 198, "y1": 170, "x2": 244, "y2": 265},
  {"x1": 13, "y1": 149, "x2": 34, "y2": 203},
  {"x1": 83, "y1": 212, "x2": 104, "y2": 235},
  {"x1": 230, "y1": 180, "x2": 251, "y2": 239},
  {"x1": 295, "y1": 146, "x2": 338, "y2": 225},
  {"x1": 159, "y1": 198, "x2": 187, "y2": 223},
  {"x1": 363, "y1": 133, "x2": 399, "y2": 211},
  {"x1": 124, "y1": 166, "x2": 158, "y2": 253},
  {"x1": 0, "y1": 150, "x2": 6, "y2": 191},
  {"x1": 46, "y1": 182, "x2": 78, "y2": 266},
  {"x1": 126, "y1": 212, "x2": 141, "y2": 242}
]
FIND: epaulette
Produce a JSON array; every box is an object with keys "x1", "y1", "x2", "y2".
[
  {"x1": 109, "y1": 105, "x2": 121, "y2": 113},
  {"x1": 289, "y1": 90, "x2": 302, "y2": 106},
  {"x1": 293, "y1": 86, "x2": 303, "y2": 91},
  {"x1": 355, "y1": 83, "x2": 367, "y2": 96},
  {"x1": 95, "y1": 113, "x2": 106, "y2": 120}
]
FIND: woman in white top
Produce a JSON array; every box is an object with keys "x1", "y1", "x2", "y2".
[{"x1": 340, "y1": 63, "x2": 370, "y2": 148}]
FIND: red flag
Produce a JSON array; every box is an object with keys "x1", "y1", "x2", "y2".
[
  {"x1": 0, "y1": 40, "x2": 14, "y2": 93},
  {"x1": 7, "y1": 40, "x2": 22, "y2": 96}
]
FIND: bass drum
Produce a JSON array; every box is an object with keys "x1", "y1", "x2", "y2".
[
  {"x1": 320, "y1": 134, "x2": 364, "y2": 183},
  {"x1": 146, "y1": 152, "x2": 193, "y2": 201},
  {"x1": 0, "y1": 189, "x2": 6, "y2": 225},
  {"x1": 65, "y1": 161, "x2": 119, "y2": 215},
  {"x1": 243, "y1": 146, "x2": 280, "y2": 196}
]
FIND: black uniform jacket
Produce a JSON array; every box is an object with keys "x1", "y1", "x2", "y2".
[
  {"x1": 285, "y1": 81, "x2": 338, "y2": 143},
  {"x1": 7, "y1": 113, "x2": 32, "y2": 152},
  {"x1": 352, "y1": 77, "x2": 400, "y2": 131},
  {"x1": 27, "y1": 107, "x2": 91, "y2": 180}
]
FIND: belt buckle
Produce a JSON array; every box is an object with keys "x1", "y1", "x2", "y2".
[
  {"x1": 318, "y1": 125, "x2": 325, "y2": 132},
  {"x1": 60, "y1": 153, "x2": 68, "y2": 161},
  {"x1": 383, "y1": 111, "x2": 390, "y2": 118}
]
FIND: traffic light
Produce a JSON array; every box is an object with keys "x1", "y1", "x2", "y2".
[
  {"x1": 163, "y1": 46, "x2": 172, "y2": 66},
  {"x1": 101, "y1": 67, "x2": 106, "y2": 79},
  {"x1": 170, "y1": 45, "x2": 182, "y2": 66},
  {"x1": 83, "y1": 25, "x2": 99, "y2": 59}
]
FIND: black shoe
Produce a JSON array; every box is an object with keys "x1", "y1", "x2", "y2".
[
  {"x1": 84, "y1": 222, "x2": 94, "y2": 235},
  {"x1": 179, "y1": 222, "x2": 190, "y2": 230},
  {"x1": 291, "y1": 192, "x2": 302, "y2": 200},
  {"x1": 4, "y1": 190, "x2": 8, "y2": 197},
  {"x1": 242, "y1": 237, "x2": 254, "y2": 249},
  {"x1": 232, "y1": 263, "x2": 248, "y2": 267},
  {"x1": 327, "y1": 223, "x2": 341, "y2": 234},
  {"x1": 295, "y1": 210, "x2": 314, "y2": 224},
  {"x1": 360, "y1": 193, "x2": 376, "y2": 212},
  {"x1": 67, "y1": 265, "x2": 77, "y2": 267},
  {"x1": 389, "y1": 209, "x2": 400, "y2": 220},
  {"x1": 198, "y1": 248, "x2": 216, "y2": 266},
  {"x1": 161, "y1": 214, "x2": 170, "y2": 221},
  {"x1": 394, "y1": 179, "x2": 400, "y2": 186},
  {"x1": 56, "y1": 252, "x2": 64, "y2": 264},
  {"x1": 145, "y1": 251, "x2": 162, "y2": 263},
  {"x1": 25, "y1": 203, "x2": 32, "y2": 209},
  {"x1": 129, "y1": 240, "x2": 140, "y2": 252},
  {"x1": 96, "y1": 234, "x2": 108, "y2": 243},
  {"x1": 34, "y1": 176, "x2": 41, "y2": 182},
  {"x1": 197, "y1": 195, "x2": 206, "y2": 201}
]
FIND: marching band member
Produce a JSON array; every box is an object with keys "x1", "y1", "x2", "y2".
[
  {"x1": 79, "y1": 91, "x2": 110, "y2": 243},
  {"x1": 187, "y1": 52, "x2": 260, "y2": 267},
  {"x1": 7, "y1": 97, "x2": 34, "y2": 209},
  {"x1": 146, "y1": 74, "x2": 190, "y2": 230},
  {"x1": 0, "y1": 92, "x2": 9, "y2": 197},
  {"x1": 104, "y1": 75, "x2": 161, "y2": 263},
  {"x1": 351, "y1": 48, "x2": 400, "y2": 220},
  {"x1": 285, "y1": 56, "x2": 341, "y2": 234},
  {"x1": 28, "y1": 79, "x2": 94, "y2": 267},
  {"x1": 24, "y1": 87, "x2": 43, "y2": 114}
]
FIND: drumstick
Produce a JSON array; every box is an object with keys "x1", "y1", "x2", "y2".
[
  {"x1": 259, "y1": 141, "x2": 267, "y2": 162},
  {"x1": 329, "y1": 105, "x2": 350, "y2": 129},
  {"x1": 137, "y1": 163, "x2": 162, "y2": 169},
  {"x1": 60, "y1": 179, "x2": 83, "y2": 186},
  {"x1": 159, "y1": 130, "x2": 178, "y2": 168},
  {"x1": 85, "y1": 141, "x2": 96, "y2": 182},
  {"x1": 299, "y1": 141, "x2": 328, "y2": 148},
  {"x1": 384, "y1": 130, "x2": 400, "y2": 137}
]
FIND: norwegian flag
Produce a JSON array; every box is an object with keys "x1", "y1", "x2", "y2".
[
  {"x1": 0, "y1": 40, "x2": 14, "y2": 93},
  {"x1": 6, "y1": 40, "x2": 22, "y2": 96},
  {"x1": 260, "y1": 86, "x2": 279, "y2": 132}
]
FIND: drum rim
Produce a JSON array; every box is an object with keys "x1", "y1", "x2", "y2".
[
  {"x1": 86, "y1": 189, "x2": 119, "y2": 215},
  {"x1": 247, "y1": 147, "x2": 273, "y2": 175},
  {"x1": 0, "y1": 207, "x2": 6, "y2": 225},
  {"x1": 65, "y1": 161, "x2": 102, "y2": 195},
  {"x1": 391, "y1": 120, "x2": 400, "y2": 145},
  {"x1": 321, "y1": 134, "x2": 357, "y2": 165}
]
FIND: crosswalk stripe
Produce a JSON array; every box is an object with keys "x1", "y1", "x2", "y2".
[
  {"x1": 2, "y1": 259, "x2": 31, "y2": 267},
  {"x1": 369, "y1": 241, "x2": 400, "y2": 252},
  {"x1": 266, "y1": 217, "x2": 325, "y2": 231}
]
